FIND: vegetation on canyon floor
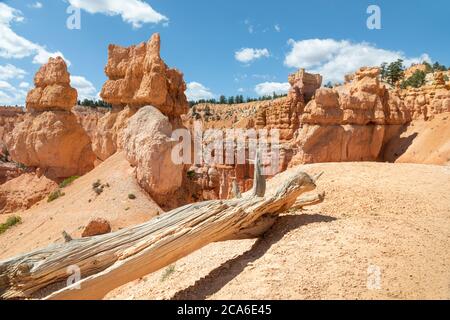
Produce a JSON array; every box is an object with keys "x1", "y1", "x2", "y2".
[
  {"x1": 47, "y1": 189, "x2": 65, "y2": 203},
  {"x1": 59, "y1": 176, "x2": 80, "y2": 188},
  {"x1": 0, "y1": 215, "x2": 22, "y2": 235}
]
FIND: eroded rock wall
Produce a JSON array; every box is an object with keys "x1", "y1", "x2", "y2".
[{"x1": 186, "y1": 67, "x2": 450, "y2": 199}]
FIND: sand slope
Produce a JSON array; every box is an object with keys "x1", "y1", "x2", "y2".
[
  {"x1": 384, "y1": 113, "x2": 450, "y2": 165},
  {"x1": 0, "y1": 152, "x2": 162, "y2": 259},
  {"x1": 106, "y1": 162, "x2": 450, "y2": 300}
]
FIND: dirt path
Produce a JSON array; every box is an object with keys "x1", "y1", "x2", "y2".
[{"x1": 107, "y1": 162, "x2": 450, "y2": 300}]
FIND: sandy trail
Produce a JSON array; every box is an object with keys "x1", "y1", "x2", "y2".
[{"x1": 106, "y1": 162, "x2": 450, "y2": 300}]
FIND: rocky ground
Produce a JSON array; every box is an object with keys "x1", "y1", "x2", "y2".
[{"x1": 105, "y1": 162, "x2": 450, "y2": 300}]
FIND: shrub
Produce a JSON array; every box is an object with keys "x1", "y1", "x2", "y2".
[
  {"x1": 59, "y1": 176, "x2": 79, "y2": 188},
  {"x1": 128, "y1": 193, "x2": 136, "y2": 200},
  {"x1": 0, "y1": 216, "x2": 22, "y2": 235},
  {"x1": 15, "y1": 162, "x2": 27, "y2": 170},
  {"x1": 401, "y1": 70, "x2": 426, "y2": 89},
  {"x1": 186, "y1": 170, "x2": 196, "y2": 179},
  {"x1": 160, "y1": 264, "x2": 176, "y2": 282},
  {"x1": 94, "y1": 187, "x2": 103, "y2": 195},
  {"x1": 92, "y1": 180, "x2": 101, "y2": 188},
  {"x1": 48, "y1": 189, "x2": 65, "y2": 202}
]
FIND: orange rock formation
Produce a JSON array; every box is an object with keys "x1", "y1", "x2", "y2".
[
  {"x1": 100, "y1": 33, "x2": 188, "y2": 117},
  {"x1": 25, "y1": 57, "x2": 78, "y2": 112},
  {"x1": 7, "y1": 57, "x2": 95, "y2": 179}
]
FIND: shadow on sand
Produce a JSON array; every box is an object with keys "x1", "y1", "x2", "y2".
[
  {"x1": 383, "y1": 130, "x2": 418, "y2": 162},
  {"x1": 171, "y1": 213, "x2": 336, "y2": 300}
]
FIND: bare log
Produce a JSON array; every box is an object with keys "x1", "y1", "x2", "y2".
[
  {"x1": 0, "y1": 166, "x2": 318, "y2": 300},
  {"x1": 291, "y1": 192, "x2": 325, "y2": 210},
  {"x1": 231, "y1": 180, "x2": 242, "y2": 199},
  {"x1": 251, "y1": 151, "x2": 266, "y2": 197}
]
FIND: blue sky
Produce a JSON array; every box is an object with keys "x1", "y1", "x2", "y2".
[{"x1": 0, "y1": 0, "x2": 449, "y2": 105}]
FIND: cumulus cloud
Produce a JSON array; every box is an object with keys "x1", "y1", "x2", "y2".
[
  {"x1": 29, "y1": 2, "x2": 43, "y2": 9},
  {"x1": 284, "y1": 38, "x2": 431, "y2": 83},
  {"x1": 0, "y1": 64, "x2": 27, "y2": 80},
  {"x1": 235, "y1": 48, "x2": 270, "y2": 64},
  {"x1": 244, "y1": 19, "x2": 254, "y2": 34},
  {"x1": 67, "y1": 0, "x2": 168, "y2": 28},
  {"x1": 274, "y1": 24, "x2": 281, "y2": 32},
  {"x1": 0, "y1": 80, "x2": 27, "y2": 106},
  {"x1": 0, "y1": 3, "x2": 69, "y2": 65},
  {"x1": 185, "y1": 82, "x2": 215, "y2": 101},
  {"x1": 0, "y1": 81, "x2": 15, "y2": 91},
  {"x1": 19, "y1": 82, "x2": 30, "y2": 88},
  {"x1": 33, "y1": 48, "x2": 70, "y2": 66},
  {"x1": 70, "y1": 75, "x2": 97, "y2": 100},
  {"x1": 254, "y1": 82, "x2": 290, "y2": 96},
  {"x1": 0, "y1": 63, "x2": 29, "y2": 105}
]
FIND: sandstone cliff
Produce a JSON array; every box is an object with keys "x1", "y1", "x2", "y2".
[
  {"x1": 291, "y1": 67, "x2": 450, "y2": 164},
  {"x1": 183, "y1": 69, "x2": 322, "y2": 199},
  {"x1": 186, "y1": 67, "x2": 450, "y2": 199}
]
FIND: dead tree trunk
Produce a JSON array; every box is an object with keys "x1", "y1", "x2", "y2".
[{"x1": 0, "y1": 163, "x2": 321, "y2": 300}]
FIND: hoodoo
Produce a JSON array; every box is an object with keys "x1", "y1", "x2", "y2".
[{"x1": 7, "y1": 57, "x2": 95, "y2": 179}]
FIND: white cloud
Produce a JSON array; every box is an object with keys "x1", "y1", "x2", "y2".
[
  {"x1": 185, "y1": 82, "x2": 215, "y2": 101},
  {"x1": 0, "y1": 81, "x2": 15, "y2": 91},
  {"x1": 0, "y1": 3, "x2": 69, "y2": 65},
  {"x1": 274, "y1": 24, "x2": 281, "y2": 32},
  {"x1": 237, "y1": 88, "x2": 245, "y2": 93},
  {"x1": 0, "y1": 80, "x2": 27, "y2": 106},
  {"x1": 70, "y1": 75, "x2": 97, "y2": 100},
  {"x1": 33, "y1": 48, "x2": 71, "y2": 66},
  {"x1": 19, "y1": 81, "x2": 30, "y2": 88},
  {"x1": 67, "y1": 0, "x2": 168, "y2": 28},
  {"x1": 244, "y1": 19, "x2": 254, "y2": 34},
  {"x1": 254, "y1": 82, "x2": 290, "y2": 96},
  {"x1": 235, "y1": 48, "x2": 270, "y2": 63},
  {"x1": 29, "y1": 2, "x2": 43, "y2": 9},
  {"x1": 284, "y1": 38, "x2": 431, "y2": 83},
  {"x1": 0, "y1": 64, "x2": 27, "y2": 80}
]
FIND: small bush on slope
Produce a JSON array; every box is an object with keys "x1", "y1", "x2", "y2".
[
  {"x1": 48, "y1": 189, "x2": 65, "y2": 202},
  {"x1": 59, "y1": 176, "x2": 79, "y2": 188},
  {"x1": 160, "y1": 264, "x2": 176, "y2": 282},
  {"x1": 0, "y1": 216, "x2": 22, "y2": 235}
]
